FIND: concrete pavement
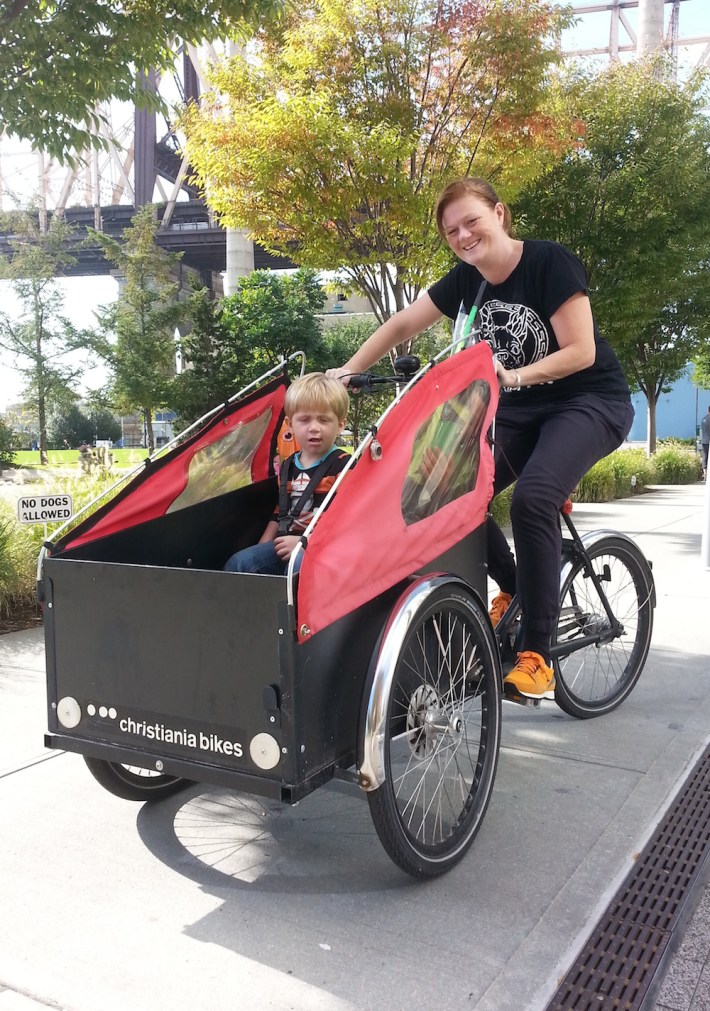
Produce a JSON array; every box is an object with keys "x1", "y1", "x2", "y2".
[{"x1": 0, "y1": 483, "x2": 708, "y2": 1011}]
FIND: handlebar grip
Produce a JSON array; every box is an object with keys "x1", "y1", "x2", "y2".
[{"x1": 348, "y1": 374, "x2": 389, "y2": 390}]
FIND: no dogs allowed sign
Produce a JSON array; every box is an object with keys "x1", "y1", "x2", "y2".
[{"x1": 17, "y1": 493, "x2": 73, "y2": 525}]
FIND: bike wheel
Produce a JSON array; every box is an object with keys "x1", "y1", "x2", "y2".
[
  {"x1": 367, "y1": 584, "x2": 501, "y2": 878},
  {"x1": 553, "y1": 536, "x2": 654, "y2": 719},
  {"x1": 84, "y1": 757, "x2": 189, "y2": 801}
]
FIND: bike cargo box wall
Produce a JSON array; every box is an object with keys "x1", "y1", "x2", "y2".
[{"x1": 43, "y1": 528, "x2": 486, "y2": 801}]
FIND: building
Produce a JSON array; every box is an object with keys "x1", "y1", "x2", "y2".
[{"x1": 627, "y1": 366, "x2": 710, "y2": 443}]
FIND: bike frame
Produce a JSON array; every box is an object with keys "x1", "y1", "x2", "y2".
[{"x1": 493, "y1": 507, "x2": 626, "y2": 662}]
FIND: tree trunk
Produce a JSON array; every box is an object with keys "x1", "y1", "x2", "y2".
[
  {"x1": 144, "y1": 408, "x2": 155, "y2": 454},
  {"x1": 38, "y1": 394, "x2": 48, "y2": 465},
  {"x1": 646, "y1": 390, "x2": 657, "y2": 455},
  {"x1": 36, "y1": 314, "x2": 49, "y2": 465}
]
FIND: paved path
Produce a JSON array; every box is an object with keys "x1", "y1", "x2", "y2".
[{"x1": 0, "y1": 483, "x2": 708, "y2": 1011}]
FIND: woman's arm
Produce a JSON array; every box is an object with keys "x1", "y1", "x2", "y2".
[
  {"x1": 327, "y1": 294, "x2": 443, "y2": 382},
  {"x1": 496, "y1": 292, "x2": 597, "y2": 389}
]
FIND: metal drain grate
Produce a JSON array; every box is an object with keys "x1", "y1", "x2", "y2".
[{"x1": 546, "y1": 742, "x2": 710, "y2": 1011}]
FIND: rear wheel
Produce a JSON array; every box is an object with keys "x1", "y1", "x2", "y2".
[
  {"x1": 84, "y1": 757, "x2": 189, "y2": 801},
  {"x1": 553, "y1": 536, "x2": 653, "y2": 719},
  {"x1": 367, "y1": 583, "x2": 501, "y2": 878}
]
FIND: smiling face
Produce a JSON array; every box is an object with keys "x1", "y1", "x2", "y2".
[{"x1": 440, "y1": 194, "x2": 509, "y2": 270}]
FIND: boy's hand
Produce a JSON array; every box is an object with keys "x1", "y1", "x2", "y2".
[{"x1": 274, "y1": 535, "x2": 301, "y2": 560}]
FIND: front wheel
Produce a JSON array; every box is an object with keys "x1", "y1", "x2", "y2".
[
  {"x1": 553, "y1": 536, "x2": 654, "y2": 719},
  {"x1": 366, "y1": 582, "x2": 501, "y2": 878},
  {"x1": 84, "y1": 757, "x2": 189, "y2": 801}
]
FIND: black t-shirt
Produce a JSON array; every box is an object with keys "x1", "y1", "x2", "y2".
[{"x1": 428, "y1": 240, "x2": 630, "y2": 404}]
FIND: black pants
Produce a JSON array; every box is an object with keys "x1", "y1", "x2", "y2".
[{"x1": 487, "y1": 393, "x2": 634, "y2": 658}]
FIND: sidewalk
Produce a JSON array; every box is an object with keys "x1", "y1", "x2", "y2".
[{"x1": 0, "y1": 483, "x2": 708, "y2": 1011}]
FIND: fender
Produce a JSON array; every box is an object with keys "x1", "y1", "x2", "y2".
[
  {"x1": 560, "y1": 528, "x2": 656, "y2": 609},
  {"x1": 358, "y1": 573, "x2": 489, "y2": 792}
]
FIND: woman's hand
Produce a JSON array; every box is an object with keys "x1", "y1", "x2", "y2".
[
  {"x1": 325, "y1": 366, "x2": 352, "y2": 387},
  {"x1": 495, "y1": 359, "x2": 521, "y2": 390}
]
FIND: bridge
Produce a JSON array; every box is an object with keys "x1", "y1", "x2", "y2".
[
  {"x1": 0, "y1": 0, "x2": 707, "y2": 284},
  {"x1": 0, "y1": 200, "x2": 292, "y2": 280}
]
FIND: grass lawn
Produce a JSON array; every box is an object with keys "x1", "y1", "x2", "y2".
[{"x1": 12, "y1": 448, "x2": 149, "y2": 468}]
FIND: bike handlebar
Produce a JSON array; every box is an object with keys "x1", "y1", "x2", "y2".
[
  {"x1": 347, "y1": 373, "x2": 395, "y2": 391},
  {"x1": 346, "y1": 355, "x2": 421, "y2": 391}
]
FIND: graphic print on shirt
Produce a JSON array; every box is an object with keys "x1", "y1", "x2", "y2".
[
  {"x1": 289, "y1": 469, "x2": 315, "y2": 516},
  {"x1": 478, "y1": 300, "x2": 549, "y2": 370}
]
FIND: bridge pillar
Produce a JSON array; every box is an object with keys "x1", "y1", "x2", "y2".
[
  {"x1": 637, "y1": 0, "x2": 665, "y2": 57},
  {"x1": 134, "y1": 70, "x2": 158, "y2": 208},
  {"x1": 223, "y1": 228, "x2": 254, "y2": 295}
]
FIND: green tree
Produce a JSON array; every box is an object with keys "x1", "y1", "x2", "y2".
[
  {"x1": 0, "y1": 0, "x2": 282, "y2": 160},
  {"x1": 90, "y1": 206, "x2": 188, "y2": 453},
  {"x1": 514, "y1": 60, "x2": 710, "y2": 453},
  {"x1": 87, "y1": 406, "x2": 121, "y2": 445},
  {"x1": 0, "y1": 213, "x2": 85, "y2": 464},
  {"x1": 170, "y1": 269, "x2": 328, "y2": 428},
  {"x1": 0, "y1": 416, "x2": 14, "y2": 469},
  {"x1": 692, "y1": 349, "x2": 710, "y2": 392},
  {"x1": 49, "y1": 403, "x2": 94, "y2": 448},
  {"x1": 323, "y1": 314, "x2": 452, "y2": 441},
  {"x1": 182, "y1": 0, "x2": 574, "y2": 333},
  {"x1": 49, "y1": 401, "x2": 121, "y2": 447}
]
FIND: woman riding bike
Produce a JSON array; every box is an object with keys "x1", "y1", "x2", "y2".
[{"x1": 327, "y1": 176, "x2": 634, "y2": 703}]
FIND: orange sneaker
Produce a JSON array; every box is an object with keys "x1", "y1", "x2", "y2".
[
  {"x1": 489, "y1": 591, "x2": 512, "y2": 628},
  {"x1": 504, "y1": 651, "x2": 555, "y2": 700}
]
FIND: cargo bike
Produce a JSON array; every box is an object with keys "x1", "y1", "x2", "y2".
[{"x1": 40, "y1": 341, "x2": 654, "y2": 878}]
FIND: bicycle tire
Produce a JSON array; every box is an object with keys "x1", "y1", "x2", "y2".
[
  {"x1": 367, "y1": 583, "x2": 501, "y2": 878},
  {"x1": 553, "y1": 535, "x2": 654, "y2": 719},
  {"x1": 84, "y1": 757, "x2": 189, "y2": 802}
]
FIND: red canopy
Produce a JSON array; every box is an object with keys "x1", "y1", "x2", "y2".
[
  {"x1": 54, "y1": 377, "x2": 287, "y2": 553},
  {"x1": 297, "y1": 342, "x2": 498, "y2": 641}
]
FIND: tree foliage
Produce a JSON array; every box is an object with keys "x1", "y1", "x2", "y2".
[
  {"x1": 692, "y1": 348, "x2": 710, "y2": 393},
  {"x1": 0, "y1": 416, "x2": 14, "y2": 469},
  {"x1": 183, "y1": 0, "x2": 575, "y2": 323},
  {"x1": 89, "y1": 206, "x2": 188, "y2": 453},
  {"x1": 49, "y1": 402, "x2": 121, "y2": 448},
  {"x1": 323, "y1": 314, "x2": 453, "y2": 441},
  {"x1": 0, "y1": 0, "x2": 283, "y2": 160},
  {"x1": 170, "y1": 269, "x2": 329, "y2": 429},
  {"x1": 0, "y1": 214, "x2": 85, "y2": 463},
  {"x1": 514, "y1": 59, "x2": 710, "y2": 452},
  {"x1": 48, "y1": 404, "x2": 95, "y2": 448}
]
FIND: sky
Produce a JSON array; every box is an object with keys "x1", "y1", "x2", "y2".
[
  {"x1": 0, "y1": 276, "x2": 118, "y2": 411},
  {"x1": 561, "y1": 0, "x2": 709, "y2": 63},
  {"x1": 0, "y1": 0, "x2": 708, "y2": 412}
]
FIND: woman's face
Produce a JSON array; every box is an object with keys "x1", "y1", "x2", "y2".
[{"x1": 440, "y1": 194, "x2": 507, "y2": 268}]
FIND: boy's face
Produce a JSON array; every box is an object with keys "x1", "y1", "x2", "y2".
[{"x1": 286, "y1": 407, "x2": 345, "y2": 460}]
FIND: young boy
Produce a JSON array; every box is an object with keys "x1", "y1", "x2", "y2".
[{"x1": 224, "y1": 373, "x2": 350, "y2": 574}]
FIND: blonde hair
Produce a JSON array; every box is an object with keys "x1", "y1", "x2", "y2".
[
  {"x1": 435, "y1": 177, "x2": 513, "y2": 238},
  {"x1": 284, "y1": 372, "x2": 350, "y2": 421}
]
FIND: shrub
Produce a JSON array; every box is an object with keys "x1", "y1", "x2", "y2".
[
  {"x1": 650, "y1": 446, "x2": 701, "y2": 484},
  {"x1": 576, "y1": 457, "x2": 618, "y2": 502},
  {"x1": 0, "y1": 510, "x2": 37, "y2": 616},
  {"x1": 489, "y1": 486, "x2": 512, "y2": 527},
  {"x1": 658, "y1": 436, "x2": 695, "y2": 449},
  {"x1": 0, "y1": 473, "x2": 121, "y2": 617}
]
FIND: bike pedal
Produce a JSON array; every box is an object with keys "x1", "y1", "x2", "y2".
[{"x1": 502, "y1": 686, "x2": 542, "y2": 709}]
